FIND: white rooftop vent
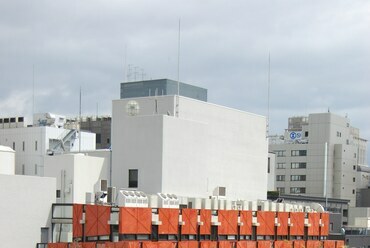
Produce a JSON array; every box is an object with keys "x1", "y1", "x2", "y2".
[{"x1": 157, "y1": 193, "x2": 179, "y2": 208}]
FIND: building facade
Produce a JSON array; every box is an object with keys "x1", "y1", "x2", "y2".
[
  {"x1": 269, "y1": 113, "x2": 368, "y2": 206},
  {"x1": 120, "y1": 79, "x2": 208, "y2": 101},
  {"x1": 79, "y1": 116, "x2": 111, "y2": 149},
  {"x1": 112, "y1": 95, "x2": 268, "y2": 200},
  {"x1": 0, "y1": 114, "x2": 96, "y2": 176}
]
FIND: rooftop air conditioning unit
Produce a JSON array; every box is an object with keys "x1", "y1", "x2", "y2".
[
  {"x1": 117, "y1": 190, "x2": 137, "y2": 207},
  {"x1": 135, "y1": 191, "x2": 148, "y2": 208}
]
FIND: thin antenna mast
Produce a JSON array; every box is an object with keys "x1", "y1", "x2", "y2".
[
  {"x1": 79, "y1": 86, "x2": 82, "y2": 153},
  {"x1": 176, "y1": 19, "x2": 181, "y2": 117},
  {"x1": 32, "y1": 64, "x2": 35, "y2": 116},
  {"x1": 124, "y1": 45, "x2": 128, "y2": 82},
  {"x1": 267, "y1": 52, "x2": 271, "y2": 138}
]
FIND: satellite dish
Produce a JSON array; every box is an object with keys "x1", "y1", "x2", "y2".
[{"x1": 126, "y1": 100, "x2": 140, "y2": 116}]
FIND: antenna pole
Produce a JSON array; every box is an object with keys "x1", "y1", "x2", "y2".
[
  {"x1": 176, "y1": 19, "x2": 181, "y2": 117},
  {"x1": 79, "y1": 86, "x2": 82, "y2": 153},
  {"x1": 124, "y1": 44, "x2": 128, "y2": 82},
  {"x1": 32, "y1": 64, "x2": 35, "y2": 117},
  {"x1": 267, "y1": 52, "x2": 271, "y2": 138}
]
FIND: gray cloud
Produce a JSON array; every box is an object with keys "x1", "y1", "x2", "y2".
[{"x1": 0, "y1": 0, "x2": 369, "y2": 160}]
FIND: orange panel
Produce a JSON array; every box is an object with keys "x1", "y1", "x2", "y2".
[
  {"x1": 218, "y1": 210, "x2": 238, "y2": 235},
  {"x1": 115, "y1": 241, "x2": 141, "y2": 248},
  {"x1": 239, "y1": 211, "x2": 253, "y2": 235},
  {"x1": 181, "y1": 209, "x2": 198, "y2": 235},
  {"x1": 218, "y1": 241, "x2": 234, "y2": 248},
  {"x1": 73, "y1": 204, "x2": 84, "y2": 238},
  {"x1": 199, "y1": 210, "x2": 212, "y2": 235},
  {"x1": 308, "y1": 213, "x2": 320, "y2": 236},
  {"x1": 69, "y1": 243, "x2": 82, "y2": 248},
  {"x1": 274, "y1": 240, "x2": 293, "y2": 248},
  {"x1": 320, "y1": 213, "x2": 329, "y2": 236},
  {"x1": 85, "y1": 205, "x2": 98, "y2": 236},
  {"x1": 306, "y1": 240, "x2": 322, "y2": 248},
  {"x1": 158, "y1": 241, "x2": 177, "y2": 248},
  {"x1": 119, "y1": 207, "x2": 152, "y2": 234},
  {"x1": 158, "y1": 208, "x2": 179, "y2": 234},
  {"x1": 178, "y1": 241, "x2": 199, "y2": 248},
  {"x1": 200, "y1": 241, "x2": 218, "y2": 248},
  {"x1": 257, "y1": 240, "x2": 272, "y2": 248},
  {"x1": 142, "y1": 242, "x2": 158, "y2": 248},
  {"x1": 289, "y1": 212, "x2": 305, "y2": 236},
  {"x1": 97, "y1": 206, "x2": 111, "y2": 236},
  {"x1": 48, "y1": 244, "x2": 69, "y2": 248},
  {"x1": 137, "y1": 208, "x2": 152, "y2": 234},
  {"x1": 293, "y1": 240, "x2": 305, "y2": 248},
  {"x1": 236, "y1": 241, "x2": 257, "y2": 248},
  {"x1": 119, "y1": 207, "x2": 138, "y2": 234},
  {"x1": 276, "y1": 212, "x2": 289, "y2": 236},
  {"x1": 97, "y1": 243, "x2": 107, "y2": 248},
  {"x1": 102, "y1": 242, "x2": 115, "y2": 248},
  {"x1": 83, "y1": 243, "x2": 97, "y2": 248},
  {"x1": 323, "y1": 240, "x2": 336, "y2": 248},
  {"x1": 256, "y1": 211, "x2": 275, "y2": 236},
  {"x1": 335, "y1": 240, "x2": 345, "y2": 248}
]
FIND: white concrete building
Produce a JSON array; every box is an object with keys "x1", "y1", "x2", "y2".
[
  {"x1": 0, "y1": 145, "x2": 15, "y2": 175},
  {"x1": 269, "y1": 113, "x2": 368, "y2": 206},
  {"x1": 112, "y1": 95, "x2": 268, "y2": 200},
  {"x1": 44, "y1": 152, "x2": 109, "y2": 204},
  {"x1": 0, "y1": 113, "x2": 96, "y2": 176},
  {"x1": 0, "y1": 173, "x2": 56, "y2": 247}
]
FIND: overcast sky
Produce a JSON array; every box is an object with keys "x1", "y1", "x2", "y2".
[{"x1": 0, "y1": 0, "x2": 369, "y2": 159}]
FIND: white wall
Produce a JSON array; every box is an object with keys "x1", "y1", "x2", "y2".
[
  {"x1": 44, "y1": 153, "x2": 107, "y2": 204},
  {"x1": 0, "y1": 126, "x2": 95, "y2": 177},
  {"x1": 112, "y1": 95, "x2": 268, "y2": 201},
  {"x1": 0, "y1": 174, "x2": 56, "y2": 247},
  {"x1": 0, "y1": 145, "x2": 15, "y2": 175}
]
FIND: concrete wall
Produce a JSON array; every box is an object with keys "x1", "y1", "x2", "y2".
[
  {"x1": 0, "y1": 145, "x2": 15, "y2": 175},
  {"x1": 0, "y1": 126, "x2": 95, "y2": 176},
  {"x1": 0, "y1": 174, "x2": 56, "y2": 247},
  {"x1": 112, "y1": 95, "x2": 268, "y2": 200},
  {"x1": 44, "y1": 153, "x2": 107, "y2": 204}
]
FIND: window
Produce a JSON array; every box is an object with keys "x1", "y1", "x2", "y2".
[
  {"x1": 291, "y1": 162, "x2": 307, "y2": 169},
  {"x1": 107, "y1": 138, "x2": 110, "y2": 144},
  {"x1": 291, "y1": 150, "x2": 307, "y2": 156},
  {"x1": 277, "y1": 187, "x2": 285, "y2": 194},
  {"x1": 35, "y1": 164, "x2": 38, "y2": 175},
  {"x1": 4, "y1": 118, "x2": 9, "y2": 123},
  {"x1": 35, "y1": 141, "x2": 38, "y2": 151},
  {"x1": 352, "y1": 189, "x2": 355, "y2": 194},
  {"x1": 22, "y1": 141, "x2": 25, "y2": 151},
  {"x1": 22, "y1": 164, "x2": 25, "y2": 175},
  {"x1": 305, "y1": 131, "x2": 309, "y2": 137},
  {"x1": 353, "y1": 177, "x2": 356, "y2": 182},
  {"x1": 277, "y1": 163, "x2": 286, "y2": 169},
  {"x1": 56, "y1": 190, "x2": 61, "y2": 198},
  {"x1": 128, "y1": 169, "x2": 138, "y2": 188},
  {"x1": 290, "y1": 175, "x2": 306, "y2": 181},
  {"x1": 10, "y1": 117, "x2": 16, "y2": 122},
  {"x1": 354, "y1": 153, "x2": 357, "y2": 158},
  {"x1": 290, "y1": 187, "x2": 306, "y2": 194},
  {"x1": 267, "y1": 158, "x2": 270, "y2": 173},
  {"x1": 337, "y1": 131, "x2": 341, "y2": 137},
  {"x1": 275, "y1": 150, "x2": 286, "y2": 157},
  {"x1": 276, "y1": 175, "x2": 285, "y2": 181},
  {"x1": 353, "y1": 165, "x2": 357, "y2": 170},
  {"x1": 0, "y1": 119, "x2": 2, "y2": 123},
  {"x1": 12, "y1": 142, "x2": 15, "y2": 150},
  {"x1": 96, "y1": 133, "x2": 101, "y2": 144}
]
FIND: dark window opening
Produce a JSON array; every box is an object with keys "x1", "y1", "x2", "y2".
[
  {"x1": 305, "y1": 131, "x2": 309, "y2": 137},
  {"x1": 18, "y1": 117, "x2": 24, "y2": 122},
  {"x1": 56, "y1": 190, "x2": 61, "y2": 198},
  {"x1": 10, "y1": 117, "x2": 16, "y2": 122},
  {"x1": 96, "y1": 133, "x2": 101, "y2": 144},
  {"x1": 267, "y1": 158, "x2": 270, "y2": 173},
  {"x1": 129, "y1": 169, "x2": 138, "y2": 188},
  {"x1": 4, "y1": 118, "x2": 9, "y2": 123},
  {"x1": 107, "y1": 138, "x2": 110, "y2": 144}
]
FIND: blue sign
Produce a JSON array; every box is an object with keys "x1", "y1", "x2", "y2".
[{"x1": 290, "y1": 131, "x2": 302, "y2": 140}]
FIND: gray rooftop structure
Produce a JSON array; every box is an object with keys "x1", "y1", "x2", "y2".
[{"x1": 120, "y1": 79, "x2": 207, "y2": 101}]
